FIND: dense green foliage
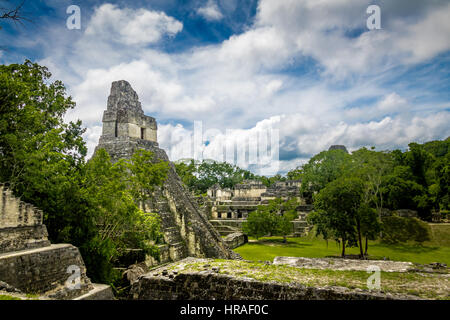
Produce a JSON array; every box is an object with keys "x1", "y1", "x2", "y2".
[
  {"x1": 242, "y1": 198, "x2": 299, "y2": 242},
  {"x1": 310, "y1": 177, "x2": 372, "y2": 256},
  {"x1": 80, "y1": 149, "x2": 168, "y2": 282},
  {"x1": 175, "y1": 159, "x2": 257, "y2": 194},
  {"x1": 295, "y1": 140, "x2": 448, "y2": 256},
  {"x1": 289, "y1": 140, "x2": 450, "y2": 219},
  {"x1": 0, "y1": 61, "x2": 169, "y2": 284},
  {"x1": 297, "y1": 149, "x2": 352, "y2": 200},
  {"x1": 0, "y1": 60, "x2": 86, "y2": 191},
  {"x1": 175, "y1": 160, "x2": 288, "y2": 194}
]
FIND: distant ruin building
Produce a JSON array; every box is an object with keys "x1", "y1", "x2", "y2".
[
  {"x1": 95, "y1": 81, "x2": 236, "y2": 265},
  {"x1": 328, "y1": 145, "x2": 349, "y2": 153},
  {"x1": 206, "y1": 180, "x2": 312, "y2": 237},
  {"x1": 0, "y1": 183, "x2": 113, "y2": 299}
]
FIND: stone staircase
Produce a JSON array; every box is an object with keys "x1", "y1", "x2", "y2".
[
  {"x1": 292, "y1": 206, "x2": 313, "y2": 237},
  {"x1": 0, "y1": 185, "x2": 51, "y2": 253},
  {"x1": 292, "y1": 220, "x2": 311, "y2": 237},
  {"x1": 0, "y1": 183, "x2": 114, "y2": 300},
  {"x1": 145, "y1": 200, "x2": 187, "y2": 264}
]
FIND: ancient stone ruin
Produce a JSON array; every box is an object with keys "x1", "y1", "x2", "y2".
[
  {"x1": 206, "y1": 180, "x2": 312, "y2": 237},
  {"x1": 95, "y1": 80, "x2": 237, "y2": 266},
  {"x1": 328, "y1": 145, "x2": 349, "y2": 153},
  {"x1": 0, "y1": 183, "x2": 113, "y2": 300}
]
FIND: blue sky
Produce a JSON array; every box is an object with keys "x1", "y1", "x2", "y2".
[{"x1": 1, "y1": 0, "x2": 449, "y2": 175}]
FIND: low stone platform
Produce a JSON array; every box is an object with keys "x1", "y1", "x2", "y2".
[
  {"x1": 129, "y1": 258, "x2": 424, "y2": 300},
  {"x1": 273, "y1": 256, "x2": 415, "y2": 272}
]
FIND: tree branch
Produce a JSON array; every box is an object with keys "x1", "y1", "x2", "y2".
[{"x1": 0, "y1": 1, "x2": 29, "y2": 24}]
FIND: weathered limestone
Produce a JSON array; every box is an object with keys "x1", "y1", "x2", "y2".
[
  {"x1": 0, "y1": 184, "x2": 53, "y2": 254},
  {"x1": 0, "y1": 183, "x2": 114, "y2": 300},
  {"x1": 273, "y1": 257, "x2": 415, "y2": 272},
  {"x1": 129, "y1": 258, "x2": 422, "y2": 300},
  {"x1": 100, "y1": 80, "x2": 157, "y2": 143},
  {"x1": 0, "y1": 186, "x2": 43, "y2": 227},
  {"x1": 94, "y1": 80, "x2": 237, "y2": 265},
  {"x1": 392, "y1": 209, "x2": 418, "y2": 218},
  {"x1": 223, "y1": 232, "x2": 248, "y2": 249}
]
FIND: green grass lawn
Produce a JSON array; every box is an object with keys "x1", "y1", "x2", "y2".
[
  {"x1": 234, "y1": 224, "x2": 450, "y2": 265},
  {"x1": 0, "y1": 295, "x2": 21, "y2": 300}
]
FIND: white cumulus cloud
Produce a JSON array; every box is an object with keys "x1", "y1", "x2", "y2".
[
  {"x1": 197, "y1": 0, "x2": 224, "y2": 21},
  {"x1": 22, "y1": 0, "x2": 449, "y2": 173},
  {"x1": 85, "y1": 4, "x2": 183, "y2": 46}
]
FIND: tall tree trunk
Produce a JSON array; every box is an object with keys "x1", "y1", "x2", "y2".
[
  {"x1": 364, "y1": 237, "x2": 368, "y2": 256},
  {"x1": 380, "y1": 193, "x2": 384, "y2": 238},
  {"x1": 341, "y1": 237, "x2": 346, "y2": 257},
  {"x1": 357, "y1": 220, "x2": 363, "y2": 258}
]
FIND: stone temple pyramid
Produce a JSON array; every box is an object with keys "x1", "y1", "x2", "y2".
[{"x1": 95, "y1": 80, "x2": 237, "y2": 265}]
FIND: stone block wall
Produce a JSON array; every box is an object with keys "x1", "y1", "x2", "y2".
[
  {"x1": 0, "y1": 244, "x2": 92, "y2": 299},
  {"x1": 0, "y1": 225, "x2": 51, "y2": 253},
  {"x1": 223, "y1": 232, "x2": 248, "y2": 249},
  {"x1": 0, "y1": 184, "x2": 43, "y2": 228},
  {"x1": 206, "y1": 180, "x2": 311, "y2": 237},
  {"x1": 0, "y1": 184, "x2": 51, "y2": 254}
]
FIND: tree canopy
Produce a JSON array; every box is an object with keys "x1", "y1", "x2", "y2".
[
  {"x1": 242, "y1": 198, "x2": 299, "y2": 242},
  {"x1": 298, "y1": 141, "x2": 446, "y2": 256},
  {"x1": 175, "y1": 159, "x2": 257, "y2": 194}
]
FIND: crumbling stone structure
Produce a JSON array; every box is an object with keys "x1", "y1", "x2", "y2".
[
  {"x1": 95, "y1": 80, "x2": 158, "y2": 159},
  {"x1": 0, "y1": 184, "x2": 113, "y2": 299},
  {"x1": 94, "y1": 81, "x2": 237, "y2": 266},
  {"x1": 223, "y1": 232, "x2": 248, "y2": 249},
  {"x1": 206, "y1": 180, "x2": 312, "y2": 236}
]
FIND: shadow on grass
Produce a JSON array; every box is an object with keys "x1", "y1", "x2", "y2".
[{"x1": 252, "y1": 238, "x2": 314, "y2": 248}]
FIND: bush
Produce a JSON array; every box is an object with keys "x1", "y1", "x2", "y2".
[{"x1": 381, "y1": 216, "x2": 431, "y2": 244}]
